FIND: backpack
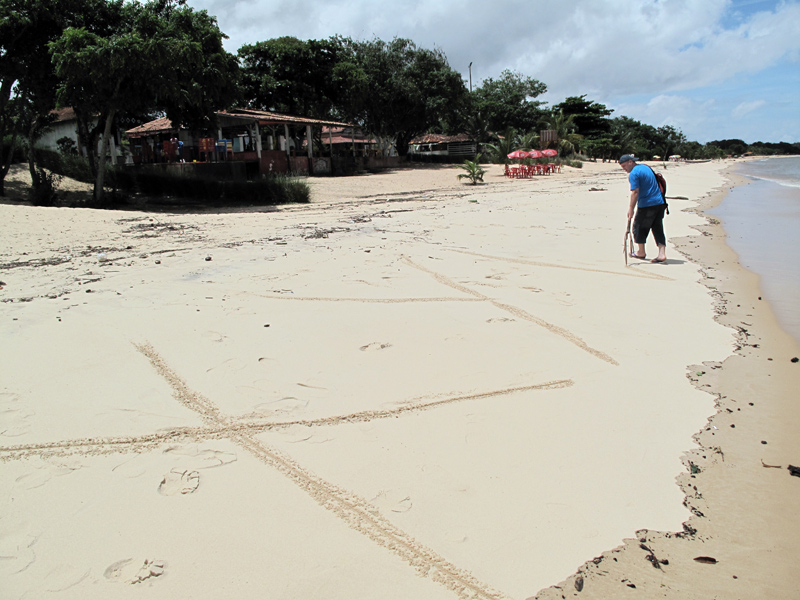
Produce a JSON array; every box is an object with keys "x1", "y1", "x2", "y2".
[{"x1": 647, "y1": 166, "x2": 669, "y2": 214}]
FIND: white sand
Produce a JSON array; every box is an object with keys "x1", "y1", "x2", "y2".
[{"x1": 0, "y1": 161, "x2": 766, "y2": 599}]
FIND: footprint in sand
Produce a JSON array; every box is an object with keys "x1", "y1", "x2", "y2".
[
  {"x1": 253, "y1": 396, "x2": 309, "y2": 416},
  {"x1": 370, "y1": 490, "x2": 413, "y2": 513},
  {"x1": 0, "y1": 527, "x2": 37, "y2": 576},
  {"x1": 157, "y1": 469, "x2": 200, "y2": 496},
  {"x1": 486, "y1": 317, "x2": 515, "y2": 323},
  {"x1": 104, "y1": 558, "x2": 166, "y2": 584},
  {"x1": 359, "y1": 342, "x2": 392, "y2": 351},
  {"x1": 202, "y1": 330, "x2": 226, "y2": 343},
  {"x1": 162, "y1": 445, "x2": 237, "y2": 469},
  {"x1": 0, "y1": 392, "x2": 34, "y2": 438}
]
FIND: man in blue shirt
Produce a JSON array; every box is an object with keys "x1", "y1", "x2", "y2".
[{"x1": 620, "y1": 154, "x2": 667, "y2": 263}]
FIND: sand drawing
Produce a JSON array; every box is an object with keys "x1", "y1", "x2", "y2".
[
  {"x1": 0, "y1": 345, "x2": 571, "y2": 598},
  {"x1": 133, "y1": 342, "x2": 509, "y2": 600},
  {"x1": 0, "y1": 379, "x2": 573, "y2": 462},
  {"x1": 401, "y1": 256, "x2": 619, "y2": 366},
  {"x1": 248, "y1": 292, "x2": 485, "y2": 303},
  {"x1": 451, "y1": 249, "x2": 674, "y2": 282}
]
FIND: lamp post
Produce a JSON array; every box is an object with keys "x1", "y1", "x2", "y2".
[{"x1": 468, "y1": 62, "x2": 472, "y2": 93}]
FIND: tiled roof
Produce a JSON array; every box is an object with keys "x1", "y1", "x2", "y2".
[
  {"x1": 125, "y1": 117, "x2": 177, "y2": 138},
  {"x1": 50, "y1": 107, "x2": 78, "y2": 122},
  {"x1": 411, "y1": 133, "x2": 473, "y2": 144},
  {"x1": 220, "y1": 108, "x2": 351, "y2": 128},
  {"x1": 126, "y1": 109, "x2": 352, "y2": 138}
]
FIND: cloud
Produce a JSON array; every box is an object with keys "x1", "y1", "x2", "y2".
[{"x1": 731, "y1": 99, "x2": 767, "y2": 119}]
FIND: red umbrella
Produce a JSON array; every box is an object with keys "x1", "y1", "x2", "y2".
[
  {"x1": 507, "y1": 150, "x2": 528, "y2": 160},
  {"x1": 527, "y1": 150, "x2": 543, "y2": 159},
  {"x1": 541, "y1": 149, "x2": 558, "y2": 157}
]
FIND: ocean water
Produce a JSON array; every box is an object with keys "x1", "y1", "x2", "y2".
[{"x1": 709, "y1": 156, "x2": 800, "y2": 346}]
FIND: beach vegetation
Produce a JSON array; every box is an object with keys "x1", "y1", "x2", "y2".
[
  {"x1": 49, "y1": 0, "x2": 240, "y2": 206},
  {"x1": 456, "y1": 158, "x2": 486, "y2": 185},
  {"x1": 332, "y1": 37, "x2": 468, "y2": 157},
  {"x1": 552, "y1": 95, "x2": 613, "y2": 141},
  {"x1": 482, "y1": 127, "x2": 520, "y2": 163},
  {"x1": 123, "y1": 172, "x2": 310, "y2": 206},
  {"x1": 238, "y1": 36, "x2": 346, "y2": 119},
  {"x1": 538, "y1": 109, "x2": 583, "y2": 155},
  {"x1": 470, "y1": 70, "x2": 547, "y2": 134}
]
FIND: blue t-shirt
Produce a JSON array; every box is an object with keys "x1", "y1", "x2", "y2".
[{"x1": 629, "y1": 164, "x2": 664, "y2": 208}]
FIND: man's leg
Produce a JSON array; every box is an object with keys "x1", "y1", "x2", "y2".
[{"x1": 651, "y1": 208, "x2": 667, "y2": 262}]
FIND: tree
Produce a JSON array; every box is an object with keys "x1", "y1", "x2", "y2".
[
  {"x1": 539, "y1": 109, "x2": 583, "y2": 156},
  {"x1": 652, "y1": 125, "x2": 686, "y2": 159},
  {"x1": 708, "y1": 138, "x2": 748, "y2": 156},
  {"x1": 238, "y1": 36, "x2": 345, "y2": 119},
  {"x1": 471, "y1": 70, "x2": 547, "y2": 133},
  {"x1": 0, "y1": 0, "x2": 70, "y2": 196},
  {"x1": 338, "y1": 37, "x2": 468, "y2": 156},
  {"x1": 50, "y1": 0, "x2": 239, "y2": 204},
  {"x1": 483, "y1": 126, "x2": 521, "y2": 163},
  {"x1": 552, "y1": 95, "x2": 612, "y2": 140}
]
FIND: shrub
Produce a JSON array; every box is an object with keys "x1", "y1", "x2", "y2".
[
  {"x1": 29, "y1": 168, "x2": 61, "y2": 206},
  {"x1": 456, "y1": 159, "x2": 486, "y2": 184},
  {"x1": 120, "y1": 169, "x2": 310, "y2": 205}
]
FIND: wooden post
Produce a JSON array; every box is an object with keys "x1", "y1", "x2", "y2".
[
  {"x1": 306, "y1": 124, "x2": 313, "y2": 175},
  {"x1": 284, "y1": 123, "x2": 290, "y2": 171},
  {"x1": 254, "y1": 122, "x2": 262, "y2": 158}
]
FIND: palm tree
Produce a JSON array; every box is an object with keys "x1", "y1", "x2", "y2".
[
  {"x1": 483, "y1": 126, "x2": 520, "y2": 163},
  {"x1": 456, "y1": 158, "x2": 486, "y2": 185},
  {"x1": 539, "y1": 109, "x2": 583, "y2": 156}
]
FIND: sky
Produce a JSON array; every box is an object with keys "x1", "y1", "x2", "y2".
[{"x1": 189, "y1": 0, "x2": 800, "y2": 144}]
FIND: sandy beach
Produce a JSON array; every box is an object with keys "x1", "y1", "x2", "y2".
[{"x1": 1, "y1": 160, "x2": 798, "y2": 599}]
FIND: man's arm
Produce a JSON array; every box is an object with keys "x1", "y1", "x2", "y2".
[{"x1": 627, "y1": 188, "x2": 639, "y2": 220}]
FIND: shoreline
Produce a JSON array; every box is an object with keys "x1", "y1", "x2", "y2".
[{"x1": 533, "y1": 161, "x2": 800, "y2": 598}]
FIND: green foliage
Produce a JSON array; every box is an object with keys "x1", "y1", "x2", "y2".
[
  {"x1": 56, "y1": 136, "x2": 77, "y2": 154},
  {"x1": 339, "y1": 37, "x2": 469, "y2": 155},
  {"x1": 238, "y1": 36, "x2": 344, "y2": 118},
  {"x1": 49, "y1": 0, "x2": 240, "y2": 204},
  {"x1": 28, "y1": 167, "x2": 61, "y2": 205},
  {"x1": 35, "y1": 148, "x2": 93, "y2": 182},
  {"x1": 471, "y1": 70, "x2": 547, "y2": 133},
  {"x1": 483, "y1": 127, "x2": 520, "y2": 163},
  {"x1": 456, "y1": 158, "x2": 486, "y2": 185},
  {"x1": 125, "y1": 171, "x2": 310, "y2": 205},
  {"x1": 707, "y1": 138, "x2": 748, "y2": 156},
  {"x1": 539, "y1": 109, "x2": 583, "y2": 155},
  {"x1": 552, "y1": 95, "x2": 612, "y2": 139}
]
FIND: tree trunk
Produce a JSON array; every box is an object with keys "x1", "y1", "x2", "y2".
[
  {"x1": 0, "y1": 130, "x2": 19, "y2": 197},
  {"x1": 75, "y1": 109, "x2": 98, "y2": 177},
  {"x1": 94, "y1": 109, "x2": 116, "y2": 204},
  {"x1": 27, "y1": 122, "x2": 42, "y2": 189}
]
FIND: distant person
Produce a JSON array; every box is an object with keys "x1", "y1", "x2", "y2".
[{"x1": 620, "y1": 154, "x2": 667, "y2": 263}]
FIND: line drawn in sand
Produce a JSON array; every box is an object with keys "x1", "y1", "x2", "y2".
[
  {"x1": 451, "y1": 249, "x2": 674, "y2": 282},
  {"x1": 135, "y1": 342, "x2": 510, "y2": 600},
  {"x1": 0, "y1": 380, "x2": 573, "y2": 461},
  {"x1": 401, "y1": 256, "x2": 619, "y2": 366},
  {"x1": 0, "y1": 342, "x2": 573, "y2": 600}
]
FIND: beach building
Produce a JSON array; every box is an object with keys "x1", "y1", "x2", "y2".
[
  {"x1": 35, "y1": 108, "x2": 124, "y2": 162},
  {"x1": 408, "y1": 133, "x2": 477, "y2": 161},
  {"x1": 125, "y1": 109, "x2": 356, "y2": 179}
]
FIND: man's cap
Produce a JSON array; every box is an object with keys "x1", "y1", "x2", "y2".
[{"x1": 619, "y1": 154, "x2": 638, "y2": 163}]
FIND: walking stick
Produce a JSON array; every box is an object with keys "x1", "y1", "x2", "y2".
[{"x1": 624, "y1": 216, "x2": 632, "y2": 265}]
